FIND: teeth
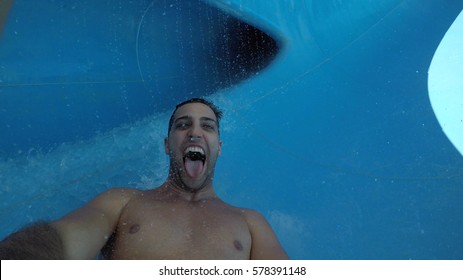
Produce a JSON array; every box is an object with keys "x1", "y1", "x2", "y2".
[{"x1": 184, "y1": 146, "x2": 205, "y2": 155}]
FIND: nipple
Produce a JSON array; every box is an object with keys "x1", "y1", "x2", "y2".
[
  {"x1": 233, "y1": 240, "x2": 243, "y2": 251},
  {"x1": 129, "y1": 224, "x2": 140, "y2": 234}
]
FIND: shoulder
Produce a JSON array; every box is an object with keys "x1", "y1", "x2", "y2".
[
  {"x1": 238, "y1": 208, "x2": 263, "y2": 221},
  {"x1": 90, "y1": 187, "x2": 142, "y2": 207},
  {"x1": 99, "y1": 187, "x2": 142, "y2": 198}
]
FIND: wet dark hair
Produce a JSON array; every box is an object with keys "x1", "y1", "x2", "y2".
[{"x1": 168, "y1": 98, "x2": 223, "y2": 134}]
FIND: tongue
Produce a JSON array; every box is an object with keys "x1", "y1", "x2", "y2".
[{"x1": 184, "y1": 158, "x2": 204, "y2": 178}]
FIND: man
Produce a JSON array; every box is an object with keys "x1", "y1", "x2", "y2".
[{"x1": 0, "y1": 98, "x2": 288, "y2": 260}]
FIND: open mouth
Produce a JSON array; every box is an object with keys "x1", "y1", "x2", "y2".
[{"x1": 183, "y1": 146, "x2": 206, "y2": 178}]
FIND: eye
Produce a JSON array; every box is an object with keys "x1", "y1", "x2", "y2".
[
  {"x1": 202, "y1": 122, "x2": 216, "y2": 131},
  {"x1": 175, "y1": 121, "x2": 191, "y2": 129}
]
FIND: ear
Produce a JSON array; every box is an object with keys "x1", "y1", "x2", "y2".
[
  {"x1": 164, "y1": 137, "x2": 169, "y2": 155},
  {"x1": 218, "y1": 140, "x2": 222, "y2": 156}
]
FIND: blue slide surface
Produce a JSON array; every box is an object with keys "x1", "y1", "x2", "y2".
[{"x1": 1, "y1": 0, "x2": 462, "y2": 259}]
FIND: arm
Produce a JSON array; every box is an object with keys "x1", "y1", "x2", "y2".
[
  {"x1": 244, "y1": 210, "x2": 289, "y2": 260},
  {"x1": 0, "y1": 188, "x2": 135, "y2": 260},
  {"x1": 51, "y1": 188, "x2": 136, "y2": 259},
  {"x1": 0, "y1": 221, "x2": 64, "y2": 259}
]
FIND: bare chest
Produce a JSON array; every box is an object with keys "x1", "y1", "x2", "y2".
[{"x1": 109, "y1": 201, "x2": 251, "y2": 259}]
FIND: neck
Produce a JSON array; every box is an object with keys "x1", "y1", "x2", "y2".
[{"x1": 162, "y1": 179, "x2": 217, "y2": 202}]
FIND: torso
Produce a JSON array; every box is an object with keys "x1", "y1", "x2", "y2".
[{"x1": 105, "y1": 188, "x2": 252, "y2": 259}]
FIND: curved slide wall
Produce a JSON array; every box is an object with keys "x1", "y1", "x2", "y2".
[
  {"x1": 429, "y1": 11, "x2": 463, "y2": 157},
  {"x1": 1, "y1": 0, "x2": 462, "y2": 259}
]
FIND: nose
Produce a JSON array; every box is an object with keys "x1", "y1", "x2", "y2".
[
  {"x1": 187, "y1": 122, "x2": 202, "y2": 141},
  {"x1": 188, "y1": 135, "x2": 201, "y2": 143}
]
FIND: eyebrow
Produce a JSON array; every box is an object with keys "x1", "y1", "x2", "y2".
[{"x1": 174, "y1": 115, "x2": 217, "y2": 124}]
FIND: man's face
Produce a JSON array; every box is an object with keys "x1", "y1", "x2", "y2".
[{"x1": 165, "y1": 102, "x2": 222, "y2": 192}]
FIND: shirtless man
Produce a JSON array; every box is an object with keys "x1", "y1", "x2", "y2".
[{"x1": 0, "y1": 98, "x2": 288, "y2": 260}]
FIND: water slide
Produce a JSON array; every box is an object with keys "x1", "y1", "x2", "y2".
[{"x1": 0, "y1": 0, "x2": 462, "y2": 259}]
